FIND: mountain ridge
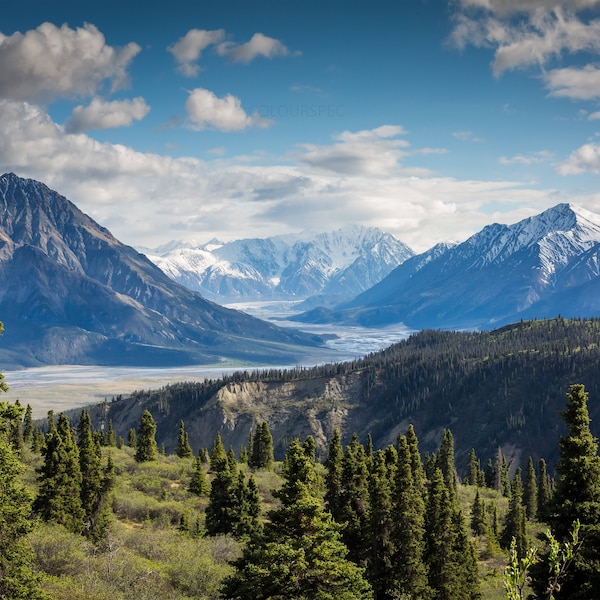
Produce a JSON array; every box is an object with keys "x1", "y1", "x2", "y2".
[
  {"x1": 144, "y1": 225, "x2": 414, "y2": 304},
  {"x1": 0, "y1": 173, "x2": 322, "y2": 368},
  {"x1": 293, "y1": 203, "x2": 600, "y2": 329}
]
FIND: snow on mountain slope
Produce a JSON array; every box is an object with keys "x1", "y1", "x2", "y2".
[
  {"x1": 145, "y1": 225, "x2": 414, "y2": 302},
  {"x1": 293, "y1": 203, "x2": 600, "y2": 330}
]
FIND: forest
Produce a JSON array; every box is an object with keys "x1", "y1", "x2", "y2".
[
  {"x1": 88, "y1": 316, "x2": 600, "y2": 469},
  {"x1": 0, "y1": 375, "x2": 599, "y2": 599}
]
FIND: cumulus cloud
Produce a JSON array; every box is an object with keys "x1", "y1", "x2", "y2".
[
  {"x1": 0, "y1": 22, "x2": 140, "y2": 101},
  {"x1": 64, "y1": 97, "x2": 150, "y2": 133},
  {"x1": 545, "y1": 65, "x2": 600, "y2": 99},
  {"x1": 0, "y1": 100, "x2": 565, "y2": 252},
  {"x1": 167, "y1": 29, "x2": 225, "y2": 76},
  {"x1": 185, "y1": 87, "x2": 271, "y2": 132},
  {"x1": 216, "y1": 32, "x2": 296, "y2": 63},
  {"x1": 449, "y1": 4, "x2": 600, "y2": 76},
  {"x1": 557, "y1": 143, "x2": 600, "y2": 174}
]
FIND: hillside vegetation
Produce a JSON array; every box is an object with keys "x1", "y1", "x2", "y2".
[{"x1": 86, "y1": 317, "x2": 600, "y2": 473}]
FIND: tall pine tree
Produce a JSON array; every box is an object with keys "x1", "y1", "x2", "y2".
[
  {"x1": 134, "y1": 410, "x2": 158, "y2": 462},
  {"x1": 221, "y1": 438, "x2": 373, "y2": 599}
]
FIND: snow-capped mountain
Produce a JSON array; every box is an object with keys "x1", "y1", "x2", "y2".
[
  {"x1": 145, "y1": 226, "x2": 414, "y2": 303},
  {"x1": 0, "y1": 173, "x2": 322, "y2": 368},
  {"x1": 293, "y1": 203, "x2": 600, "y2": 329}
]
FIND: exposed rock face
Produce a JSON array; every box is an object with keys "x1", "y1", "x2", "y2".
[{"x1": 0, "y1": 173, "x2": 322, "y2": 368}]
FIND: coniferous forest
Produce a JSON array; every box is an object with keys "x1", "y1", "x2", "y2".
[{"x1": 2, "y1": 318, "x2": 600, "y2": 598}]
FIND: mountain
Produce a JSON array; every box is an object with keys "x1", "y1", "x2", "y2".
[
  {"x1": 83, "y1": 317, "x2": 600, "y2": 471},
  {"x1": 292, "y1": 203, "x2": 600, "y2": 329},
  {"x1": 0, "y1": 173, "x2": 322, "y2": 368},
  {"x1": 144, "y1": 226, "x2": 414, "y2": 304}
]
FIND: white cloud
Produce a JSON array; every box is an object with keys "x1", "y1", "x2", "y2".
[
  {"x1": 0, "y1": 22, "x2": 140, "y2": 101},
  {"x1": 167, "y1": 29, "x2": 225, "y2": 77},
  {"x1": 452, "y1": 130, "x2": 484, "y2": 142},
  {"x1": 500, "y1": 150, "x2": 553, "y2": 165},
  {"x1": 297, "y1": 125, "x2": 411, "y2": 176},
  {"x1": 449, "y1": 4, "x2": 600, "y2": 76},
  {"x1": 65, "y1": 97, "x2": 150, "y2": 133},
  {"x1": 545, "y1": 65, "x2": 600, "y2": 99},
  {"x1": 557, "y1": 143, "x2": 600, "y2": 174},
  {"x1": 217, "y1": 33, "x2": 296, "y2": 63},
  {"x1": 589, "y1": 111, "x2": 600, "y2": 120},
  {"x1": 0, "y1": 100, "x2": 566, "y2": 252},
  {"x1": 185, "y1": 87, "x2": 271, "y2": 132}
]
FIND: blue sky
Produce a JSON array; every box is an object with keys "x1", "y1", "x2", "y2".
[{"x1": 1, "y1": 0, "x2": 600, "y2": 252}]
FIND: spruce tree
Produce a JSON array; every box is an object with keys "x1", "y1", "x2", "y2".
[
  {"x1": 537, "y1": 457, "x2": 551, "y2": 520},
  {"x1": 205, "y1": 433, "x2": 238, "y2": 536},
  {"x1": 220, "y1": 438, "x2": 373, "y2": 599},
  {"x1": 134, "y1": 410, "x2": 158, "y2": 462},
  {"x1": 523, "y1": 455, "x2": 538, "y2": 521},
  {"x1": 465, "y1": 448, "x2": 480, "y2": 486},
  {"x1": 470, "y1": 488, "x2": 487, "y2": 536},
  {"x1": 539, "y1": 384, "x2": 600, "y2": 598},
  {"x1": 249, "y1": 422, "x2": 274, "y2": 470},
  {"x1": 391, "y1": 435, "x2": 430, "y2": 599},
  {"x1": 176, "y1": 420, "x2": 193, "y2": 458},
  {"x1": 22, "y1": 404, "x2": 33, "y2": 446},
  {"x1": 0, "y1": 435, "x2": 47, "y2": 599},
  {"x1": 77, "y1": 409, "x2": 108, "y2": 540},
  {"x1": 437, "y1": 429, "x2": 457, "y2": 494},
  {"x1": 34, "y1": 413, "x2": 85, "y2": 533},
  {"x1": 339, "y1": 433, "x2": 371, "y2": 565},
  {"x1": 188, "y1": 454, "x2": 210, "y2": 496},
  {"x1": 324, "y1": 427, "x2": 344, "y2": 520},
  {"x1": 406, "y1": 424, "x2": 426, "y2": 496},
  {"x1": 127, "y1": 427, "x2": 137, "y2": 448},
  {"x1": 500, "y1": 468, "x2": 527, "y2": 559},
  {"x1": 367, "y1": 449, "x2": 395, "y2": 598},
  {"x1": 303, "y1": 434, "x2": 316, "y2": 464},
  {"x1": 425, "y1": 467, "x2": 481, "y2": 599},
  {"x1": 0, "y1": 399, "x2": 47, "y2": 598}
]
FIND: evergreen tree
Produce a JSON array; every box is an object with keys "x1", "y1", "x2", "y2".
[
  {"x1": 324, "y1": 427, "x2": 344, "y2": 520},
  {"x1": 465, "y1": 448, "x2": 480, "y2": 486},
  {"x1": 105, "y1": 420, "x2": 116, "y2": 447},
  {"x1": 34, "y1": 413, "x2": 85, "y2": 533},
  {"x1": 391, "y1": 435, "x2": 431, "y2": 600},
  {"x1": 134, "y1": 410, "x2": 158, "y2": 462},
  {"x1": 537, "y1": 384, "x2": 600, "y2": 599},
  {"x1": 523, "y1": 455, "x2": 538, "y2": 521},
  {"x1": 500, "y1": 468, "x2": 527, "y2": 559},
  {"x1": 176, "y1": 420, "x2": 193, "y2": 458},
  {"x1": 205, "y1": 433, "x2": 238, "y2": 536},
  {"x1": 339, "y1": 433, "x2": 371, "y2": 565},
  {"x1": 127, "y1": 427, "x2": 137, "y2": 448},
  {"x1": 231, "y1": 472, "x2": 263, "y2": 539},
  {"x1": 437, "y1": 429, "x2": 457, "y2": 494},
  {"x1": 249, "y1": 422, "x2": 274, "y2": 470},
  {"x1": 23, "y1": 404, "x2": 33, "y2": 444},
  {"x1": 220, "y1": 438, "x2": 373, "y2": 599},
  {"x1": 425, "y1": 467, "x2": 481, "y2": 599},
  {"x1": 484, "y1": 458, "x2": 495, "y2": 488},
  {"x1": 367, "y1": 450, "x2": 395, "y2": 598},
  {"x1": 406, "y1": 424, "x2": 426, "y2": 496},
  {"x1": 0, "y1": 433, "x2": 48, "y2": 599},
  {"x1": 537, "y1": 457, "x2": 551, "y2": 520},
  {"x1": 188, "y1": 454, "x2": 210, "y2": 496},
  {"x1": 470, "y1": 488, "x2": 487, "y2": 537},
  {"x1": 77, "y1": 409, "x2": 109, "y2": 540},
  {"x1": 303, "y1": 434, "x2": 316, "y2": 464}
]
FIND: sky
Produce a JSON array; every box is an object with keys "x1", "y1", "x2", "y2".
[{"x1": 1, "y1": 0, "x2": 600, "y2": 253}]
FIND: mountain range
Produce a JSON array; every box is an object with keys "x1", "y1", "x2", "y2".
[
  {"x1": 293, "y1": 203, "x2": 600, "y2": 329},
  {"x1": 142, "y1": 226, "x2": 413, "y2": 306},
  {"x1": 0, "y1": 173, "x2": 322, "y2": 369}
]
